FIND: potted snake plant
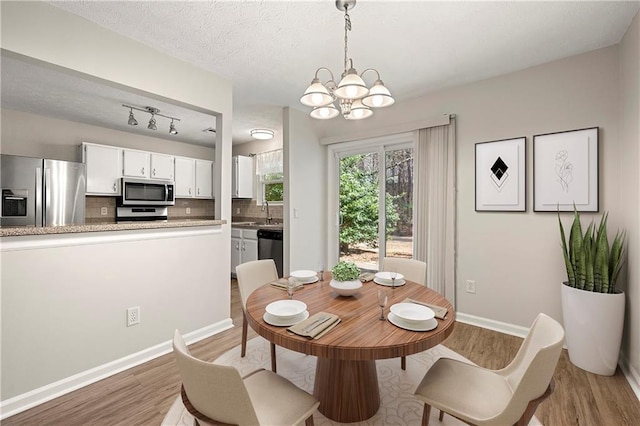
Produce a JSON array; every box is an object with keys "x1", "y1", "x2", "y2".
[{"x1": 558, "y1": 208, "x2": 626, "y2": 375}]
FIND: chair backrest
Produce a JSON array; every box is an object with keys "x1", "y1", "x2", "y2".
[
  {"x1": 172, "y1": 330, "x2": 260, "y2": 425},
  {"x1": 381, "y1": 257, "x2": 427, "y2": 285},
  {"x1": 236, "y1": 259, "x2": 278, "y2": 309},
  {"x1": 498, "y1": 313, "x2": 565, "y2": 423}
]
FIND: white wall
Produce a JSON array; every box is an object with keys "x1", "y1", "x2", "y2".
[
  {"x1": 316, "y1": 46, "x2": 623, "y2": 329},
  {"x1": 284, "y1": 107, "x2": 326, "y2": 274},
  {"x1": 232, "y1": 138, "x2": 282, "y2": 157},
  {"x1": 1, "y1": 109, "x2": 215, "y2": 162},
  {"x1": 618, "y1": 12, "x2": 639, "y2": 382}
]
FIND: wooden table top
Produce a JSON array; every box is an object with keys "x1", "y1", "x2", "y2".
[{"x1": 245, "y1": 275, "x2": 455, "y2": 361}]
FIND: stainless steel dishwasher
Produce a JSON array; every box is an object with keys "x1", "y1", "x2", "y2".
[{"x1": 257, "y1": 229, "x2": 283, "y2": 278}]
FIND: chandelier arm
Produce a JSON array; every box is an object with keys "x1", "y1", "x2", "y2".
[
  {"x1": 314, "y1": 67, "x2": 336, "y2": 83},
  {"x1": 360, "y1": 68, "x2": 382, "y2": 82}
]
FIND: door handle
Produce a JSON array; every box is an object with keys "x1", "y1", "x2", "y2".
[
  {"x1": 141, "y1": 167, "x2": 145, "y2": 175},
  {"x1": 153, "y1": 168, "x2": 156, "y2": 176}
]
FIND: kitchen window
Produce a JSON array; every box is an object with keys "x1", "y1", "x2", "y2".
[{"x1": 256, "y1": 149, "x2": 283, "y2": 205}]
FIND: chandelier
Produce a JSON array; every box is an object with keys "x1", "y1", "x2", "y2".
[{"x1": 300, "y1": 0, "x2": 394, "y2": 120}]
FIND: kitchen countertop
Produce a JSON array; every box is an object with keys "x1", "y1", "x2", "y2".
[
  {"x1": 231, "y1": 222, "x2": 283, "y2": 231},
  {"x1": 0, "y1": 219, "x2": 226, "y2": 237}
]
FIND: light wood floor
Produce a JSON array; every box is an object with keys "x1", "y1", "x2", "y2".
[{"x1": 4, "y1": 280, "x2": 639, "y2": 425}]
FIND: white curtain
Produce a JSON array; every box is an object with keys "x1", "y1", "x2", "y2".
[
  {"x1": 255, "y1": 149, "x2": 283, "y2": 178},
  {"x1": 413, "y1": 117, "x2": 456, "y2": 302}
]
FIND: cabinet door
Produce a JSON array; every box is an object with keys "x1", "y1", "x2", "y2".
[
  {"x1": 122, "y1": 149, "x2": 149, "y2": 178},
  {"x1": 242, "y1": 237, "x2": 259, "y2": 264},
  {"x1": 233, "y1": 155, "x2": 254, "y2": 198},
  {"x1": 231, "y1": 236, "x2": 242, "y2": 275},
  {"x1": 150, "y1": 153, "x2": 174, "y2": 180},
  {"x1": 174, "y1": 157, "x2": 195, "y2": 198},
  {"x1": 83, "y1": 143, "x2": 122, "y2": 195},
  {"x1": 195, "y1": 160, "x2": 213, "y2": 198}
]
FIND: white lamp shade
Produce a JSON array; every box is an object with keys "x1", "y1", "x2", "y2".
[
  {"x1": 251, "y1": 129, "x2": 274, "y2": 140},
  {"x1": 361, "y1": 80, "x2": 395, "y2": 108},
  {"x1": 300, "y1": 80, "x2": 334, "y2": 107},
  {"x1": 334, "y1": 72, "x2": 369, "y2": 100},
  {"x1": 345, "y1": 99, "x2": 372, "y2": 120},
  {"x1": 310, "y1": 104, "x2": 339, "y2": 119}
]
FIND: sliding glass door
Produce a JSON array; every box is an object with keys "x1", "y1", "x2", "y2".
[{"x1": 335, "y1": 137, "x2": 414, "y2": 271}]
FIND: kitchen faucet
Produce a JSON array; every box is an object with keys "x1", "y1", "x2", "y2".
[{"x1": 262, "y1": 200, "x2": 272, "y2": 224}]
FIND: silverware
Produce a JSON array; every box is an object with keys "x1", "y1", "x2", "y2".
[{"x1": 302, "y1": 316, "x2": 331, "y2": 333}]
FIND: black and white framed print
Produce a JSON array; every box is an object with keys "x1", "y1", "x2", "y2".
[
  {"x1": 533, "y1": 127, "x2": 598, "y2": 212},
  {"x1": 475, "y1": 137, "x2": 526, "y2": 212}
]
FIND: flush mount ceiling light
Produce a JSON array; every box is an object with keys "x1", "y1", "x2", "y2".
[
  {"x1": 122, "y1": 104, "x2": 180, "y2": 135},
  {"x1": 300, "y1": 0, "x2": 394, "y2": 121},
  {"x1": 251, "y1": 129, "x2": 274, "y2": 140}
]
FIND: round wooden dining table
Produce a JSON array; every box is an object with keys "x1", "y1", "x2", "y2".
[{"x1": 245, "y1": 273, "x2": 455, "y2": 423}]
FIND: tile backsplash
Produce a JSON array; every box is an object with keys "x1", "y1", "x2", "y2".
[
  {"x1": 232, "y1": 198, "x2": 283, "y2": 223},
  {"x1": 85, "y1": 196, "x2": 215, "y2": 223}
]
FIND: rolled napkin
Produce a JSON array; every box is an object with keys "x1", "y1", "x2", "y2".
[
  {"x1": 404, "y1": 298, "x2": 448, "y2": 319},
  {"x1": 270, "y1": 278, "x2": 303, "y2": 291},
  {"x1": 359, "y1": 272, "x2": 375, "y2": 283},
  {"x1": 288, "y1": 312, "x2": 340, "y2": 339}
]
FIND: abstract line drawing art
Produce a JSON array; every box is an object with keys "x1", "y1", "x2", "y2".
[
  {"x1": 554, "y1": 150, "x2": 573, "y2": 192},
  {"x1": 534, "y1": 127, "x2": 598, "y2": 212},
  {"x1": 475, "y1": 137, "x2": 526, "y2": 212},
  {"x1": 490, "y1": 156, "x2": 509, "y2": 191}
]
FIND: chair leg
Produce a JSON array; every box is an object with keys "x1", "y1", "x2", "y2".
[
  {"x1": 439, "y1": 410, "x2": 444, "y2": 421},
  {"x1": 305, "y1": 414, "x2": 315, "y2": 426},
  {"x1": 514, "y1": 379, "x2": 555, "y2": 426},
  {"x1": 270, "y1": 342, "x2": 277, "y2": 372},
  {"x1": 241, "y1": 311, "x2": 248, "y2": 357},
  {"x1": 421, "y1": 403, "x2": 431, "y2": 426},
  {"x1": 401, "y1": 356, "x2": 406, "y2": 370}
]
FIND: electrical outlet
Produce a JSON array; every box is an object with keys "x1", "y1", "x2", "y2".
[
  {"x1": 466, "y1": 280, "x2": 476, "y2": 294},
  {"x1": 186, "y1": 207, "x2": 191, "y2": 215},
  {"x1": 236, "y1": 207, "x2": 240, "y2": 214},
  {"x1": 127, "y1": 306, "x2": 140, "y2": 326},
  {"x1": 100, "y1": 207, "x2": 108, "y2": 216}
]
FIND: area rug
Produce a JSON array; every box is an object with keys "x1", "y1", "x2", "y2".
[{"x1": 162, "y1": 337, "x2": 542, "y2": 425}]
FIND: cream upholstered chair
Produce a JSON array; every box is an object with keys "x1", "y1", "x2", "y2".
[
  {"x1": 414, "y1": 313, "x2": 564, "y2": 426},
  {"x1": 382, "y1": 257, "x2": 427, "y2": 369},
  {"x1": 381, "y1": 257, "x2": 427, "y2": 285},
  {"x1": 173, "y1": 330, "x2": 319, "y2": 426},
  {"x1": 236, "y1": 259, "x2": 279, "y2": 372}
]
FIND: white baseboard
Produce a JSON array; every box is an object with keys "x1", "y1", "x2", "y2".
[
  {"x1": 456, "y1": 312, "x2": 530, "y2": 339},
  {"x1": 457, "y1": 312, "x2": 640, "y2": 402},
  {"x1": 0, "y1": 319, "x2": 233, "y2": 420},
  {"x1": 619, "y1": 353, "x2": 640, "y2": 401}
]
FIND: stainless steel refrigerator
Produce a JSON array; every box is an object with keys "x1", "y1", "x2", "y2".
[{"x1": 1, "y1": 154, "x2": 86, "y2": 227}]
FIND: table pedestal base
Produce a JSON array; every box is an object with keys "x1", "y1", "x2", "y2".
[{"x1": 313, "y1": 358, "x2": 380, "y2": 423}]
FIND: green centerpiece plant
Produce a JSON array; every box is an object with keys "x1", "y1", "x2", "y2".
[{"x1": 331, "y1": 261, "x2": 361, "y2": 282}]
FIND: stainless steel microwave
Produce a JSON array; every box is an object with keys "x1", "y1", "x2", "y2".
[{"x1": 119, "y1": 178, "x2": 175, "y2": 206}]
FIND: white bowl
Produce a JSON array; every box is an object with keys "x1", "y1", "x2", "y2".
[
  {"x1": 389, "y1": 302, "x2": 435, "y2": 324},
  {"x1": 265, "y1": 300, "x2": 307, "y2": 319},
  {"x1": 375, "y1": 271, "x2": 405, "y2": 284},
  {"x1": 330, "y1": 279, "x2": 362, "y2": 296},
  {"x1": 290, "y1": 270, "x2": 318, "y2": 281}
]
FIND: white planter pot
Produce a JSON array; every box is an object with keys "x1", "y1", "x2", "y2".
[{"x1": 560, "y1": 282, "x2": 625, "y2": 376}]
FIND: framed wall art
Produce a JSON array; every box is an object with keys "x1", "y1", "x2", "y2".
[
  {"x1": 475, "y1": 137, "x2": 526, "y2": 212},
  {"x1": 533, "y1": 127, "x2": 598, "y2": 212}
]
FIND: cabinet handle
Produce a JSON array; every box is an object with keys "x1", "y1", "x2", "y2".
[
  {"x1": 189, "y1": 188, "x2": 192, "y2": 195},
  {"x1": 197, "y1": 188, "x2": 200, "y2": 195},
  {"x1": 153, "y1": 168, "x2": 156, "y2": 176},
  {"x1": 235, "y1": 242, "x2": 240, "y2": 250},
  {"x1": 113, "y1": 182, "x2": 117, "y2": 192},
  {"x1": 141, "y1": 167, "x2": 145, "y2": 175},
  {"x1": 242, "y1": 242, "x2": 246, "y2": 251}
]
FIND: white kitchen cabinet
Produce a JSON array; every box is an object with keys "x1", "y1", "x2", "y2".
[
  {"x1": 195, "y1": 160, "x2": 213, "y2": 198},
  {"x1": 231, "y1": 228, "x2": 258, "y2": 275},
  {"x1": 232, "y1": 155, "x2": 254, "y2": 198},
  {"x1": 174, "y1": 157, "x2": 195, "y2": 197},
  {"x1": 150, "y1": 153, "x2": 174, "y2": 180},
  {"x1": 122, "y1": 149, "x2": 149, "y2": 178},
  {"x1": 83, "y1": 142, "x2": 122, "y2": 195}
]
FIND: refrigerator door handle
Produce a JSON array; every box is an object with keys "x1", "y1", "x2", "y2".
[
  {"x1": 44, "y1": 167, "x2": 52, "y2": 227},
  {"x1": 35, "y1": 167, "x2": 43, "y2": 227}
]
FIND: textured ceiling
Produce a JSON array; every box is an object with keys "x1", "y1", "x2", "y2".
[{"x1": 3, "y1": 1, "x2": 639, "y2": 146}]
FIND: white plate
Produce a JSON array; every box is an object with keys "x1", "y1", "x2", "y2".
[
  {"x1": 263, "y1": 310, "x2": 309, "y2": 327},
  {"x1": 265, "y1": 300, "x2": 307, "y2": 319},
  {"x1": 388, "y1": 312, "x2": 437, "y2": 332},
  {"x1": 297, "y1": 276, "x2": 319, "y2": 285},
  {"x1": 374, "y1": 277, "x2": 406, "y2": 287},
  {"x1": 390, "y1": 302, "x2": 435, "y2": 323},
  {"x1": 290, "y1": 270, "x2": 318, "y2": 281},
  {"x1": 375, "y1": 271, "x2": 405, "y2": 283}
]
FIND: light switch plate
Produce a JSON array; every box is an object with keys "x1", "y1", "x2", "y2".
[{"x1": 100, "y1": 207, "x2": 108, "y2": 216}]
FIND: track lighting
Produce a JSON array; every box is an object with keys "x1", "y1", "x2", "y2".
[{"x1": 122, "y1": 104, "x2": 180, "y2": 135}]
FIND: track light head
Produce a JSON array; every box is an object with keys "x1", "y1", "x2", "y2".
[
  {"x1": 169, "y1": 120, "x2": 178, "y2": 135},
  {"x1": 148, "y1": 116, "x2": 157, "y2": 131},
  {"x1": 127, "y1": 108, "x2": 138, "y2": 126}
]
